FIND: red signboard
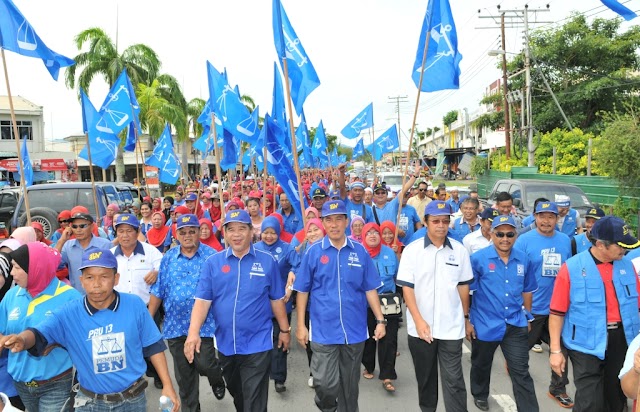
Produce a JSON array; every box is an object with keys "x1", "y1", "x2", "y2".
[
  {"x1": 0, "y1": 159, "x2": 19, "y2": 171},
  {"x1": 40, "y1": 159, "x2": 69, "y2": 171}
]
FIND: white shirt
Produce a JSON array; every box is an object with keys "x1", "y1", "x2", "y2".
[
  {"x1": 463, "y1": 230, "x2": 492, "y2": 256},
  {"x1": 397, "y1": 236, "x2": 473, "y2": 340},
  {"x1": 111, "y1": 241, "x2": 163, "y2": 304}
]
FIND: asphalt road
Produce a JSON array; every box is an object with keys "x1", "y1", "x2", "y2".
[{"x1": 146, "y1": 311, "x2": 626, "y2": 411}]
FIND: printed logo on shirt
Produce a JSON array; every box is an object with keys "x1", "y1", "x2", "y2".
[
  {"x1": 45, "y1": 310, "x2": 53, "y2": 317},
  {"x1": 348, "y1": 252, "x2": 361, "y2": 267},
  {"x1": 621, "y1": 269, "x2": 627, "y2": 275},
  {"x1": 93, "y1": 331, "x2": 126, "y2": 374},
  {"x1": 8, "y1": 307, "x2": 20, "y2": 321},
  {"x1": 320, "y1": 255, "x2": 329, "y2": 264},
  {"x1": 541, "y1": 249, "x2": 561, "y2": 277},
  {"x1": 517, "y1": 264, "x2": 524, "y2": 276},
  {"x1": 488, "y1": 263, "x2": 496, "y2": 272},
  {"x1": 250, "y1": 262, "x2": 265, "y2": 278},
  {"x1": 276, "y1": 247, "x2": 282, "y2": 254},
  {"x1": 222, "y1": 264, "x2": 231, "y2": 274}
]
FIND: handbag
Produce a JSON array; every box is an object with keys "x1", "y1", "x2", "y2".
[{"x1": 378, "y1": 292, "x2": 403, "y2": 318}]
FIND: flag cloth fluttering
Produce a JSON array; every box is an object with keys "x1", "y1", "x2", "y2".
[
  {"x1": 96, "y1": 69, "x2": 140, "y2": 149},
  {"x1": 79, "y1": 90, "x2": 120, "y2": 169},
  {"x1": 341, "y1": 103, "x2": 373, "y2": 139},
  {"x1": 352, "y1": 137, "x2": 365, "y2": 159},
  {"x1": 366, "y1": 124, "x2": 399, "y2": 161},
  {"x1": 145, "y1": 124, "x2": 180, "y2": 184},
  {"x1": 600, "y1": 0, "x2": 637, "y2": 21},
  {"x1": 20, "y1": 137, "x2": 33, "y2": 187}
]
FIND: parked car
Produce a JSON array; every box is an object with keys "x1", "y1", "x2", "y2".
[{"x1": 0, "y1": 186, "x2": 20, "y2": 228}]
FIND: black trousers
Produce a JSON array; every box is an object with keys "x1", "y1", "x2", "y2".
[
  {"x1": 569, "y1": 327, "x2": 628, "y2": 412},
  {"x1": 362, "y1": 309, "x2": 399, "y2": 380},
  {"x1": 219, "y1": 350, "x2": 271, "y2": 412},
  {"x1": 527, "y1": 313, "x2": 570, "y2": 395},
  {"x1": 270, "y1": 313, "x2": 291, "y2": 383}
]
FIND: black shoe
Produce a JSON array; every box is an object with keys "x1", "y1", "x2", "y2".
[
  {"x1": 474, "y1": 398, "x2": 489, "y2": 411},
  {"x1": 213, "y1": 382, "x2": 226, "y2": 400},
  {"x1": 153, "y1": 378, "x2": 163, "y2": 389},
  {"x1": 275, "y1": 382, "x2": 286, "y2": 393}
]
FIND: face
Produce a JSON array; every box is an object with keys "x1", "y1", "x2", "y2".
[
  {"x1": 58, "y1": 217, "x2": 69, "y2": 229},
  {"x1": 374, "y1": 190, "x2": 387, "y2": 205},
  {"x1": 225, "y1": 222, "x2": 252, "y2": 253},
  {"x1": 382, "y1": 227, "x2": 395, "y2": 245},
  {"x1": 364, "y1": 191, "x2": 373, "y2": 203},
  {"x1": 116, "y1": 224, "x2": 138, "y2": 249},
  {"x1": 351, "y1": 187, "x2": 364, "y2": 202},
  {"x1": 451, "y1": 189, "x2": 459, "y2": 199},
  {"x1": 151, "y1": 214, "x2": 164, "y2": 229},
  {"x1": 496, "y1": 200, "x2": 513, "y2": 216},
  {"x1": 461, "y1": 203, "x2": 478, "y2": 221},
  {"x1": 131, "y1": 206, "x2": 140, "y2": 215},
  {"x1": 202, "y1": 197, "x2": 210, "y2": 205},
  {"x1": 598, "y1": 242, "x2": 626, "y2": 262},
  {"x1": 152, "y1": 199, "x2": 161, "y2": 209},
  {"x1": 322, "y1": 214, "x2": 348, "y2": 242},
  {"x1": 265, "y1": 198, "x2": 272, "y2": 209},
  {"x1": 558, "y1": 206, "x2": 569, "y2": 217},
  {"x1": 106, "y1": 207, "x2": 116, "y2": 217},
  {"x1": 351, "y1": 220, "x2": 364, "y2": 236},
  {"x1": 247, "y1": 200, "x2": 260, "y2": 216},
  {"x1": 425, "y1": 214, "x2": 451, "y2": 241},
  {"x1": 426, "y1": 189, "x2": 434, "y2": 198},
  {"x1": 140, "y1": 204, "x2": 152, "y2": 217},
  {"x1": 261, "y1": 227, "x2": 278, "y2": 246},
  {"x1": 306, "y1": 223, "x2": 324, "y2": 243},
  {"x1": 212, "y1": 198, "x2": 220, "y2": 208},
  {"x1": 418, "y1": 184, "x2": 428, "y2": 198},
  {"x1": 365, "y1": 228, "x2": 381, "y2": 248},
  {"x1": 185, "y1": 200, "x2": 196, "y2": 212},
  {"x1": 535, "y1": 212, "x2": 558, "y2": 236},
  {"x1": 585, "y1": 217, "x2": 597, "y2": 233},
  {"x1": 200, "y1": 223, "x2": 211, "y2": 240},
  {"x1": 436, "y1": 190, "x2": 446, "y2": 201},
  {"x1": 163, "y1": 199, "x2": 172, "y2": 209},
  {"x1": 177, "y1": 225, "x2": 200, "y2": 250},
  {"x1": 312, "y1": 196, "x2": 326, "y2": 210},
  {"x1": 175, "y1": 193, "x2": 183, "y2": 202},
  {"x1": 80, "y1": 266, "x2": 119, "y2": 307},
  {"x1": 280, "y1": 194, "x2": 290, "y2": 210},
  {"x1": 11, "y1": 260, "x2": 27, "y2": 288},
  {"x1": 491, "y1": 224, "x2": 517, "y2": 254},
  {"x1": 480, "y1": 218, "x2": 492, "y2": 234},
  {"x1": 70, "y1": 218, "x2": 93, "y2": 241}
]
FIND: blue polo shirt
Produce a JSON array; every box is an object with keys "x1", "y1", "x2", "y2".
[
  {"x1": 398, "y1": 204, "x2": 421, "y2": 245},
  {"x1": 294, "y1": 236, "x2": 382, "y2": 345},
  {"x1": 470, "y1": 246, "x2": 538, "y2": 341},
  {"x1": 195, "y1": 245, "x2": 285, "y2": 356},
  {"x1": 447, "y1": 197, "x2": 462, "y2": 213},
  {"x1": 255, "y1": 239, "x2": 300, "y2": 312},
  {"x1": 371, "y1": 198, "x2": 399, "y2": 225},
  {"x1": 61, "y1": 235, "x2": 113, "y2": 292},
  {"x1": 277, "y1": 208, "x2": 303, "y2": 234},
  {"x1": 449, "y1": 216, "x2": 481, "y2": 243},
  {"x1": 372, "y1": 245, "x2": 398, "y2": 293},
  {"x1": 515, "y1": 229, "x2": 571, "y2": 315},
  {"x1": 0, "y1": 279, "x2": 81, "y2": 382},
  {"x1": 409, "y1": 227, "x2": 427, "y2": 244},
  {"x1": 150, "y1": 243, "x2": 217, "y2": 339},
  {"x1": 343, "y1": 198, "x2": 374, "y2": 235}
]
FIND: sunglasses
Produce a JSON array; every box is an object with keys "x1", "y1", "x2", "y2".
[
  {"x1": 58, "y1": 220, "x2": 69, "y2": 224},
  {"x1": 419, "y1": 189, "x2": 427, "y2": 192},
  {"x1": 71, "y1": 223, "x2": 90, "y2": 229},
  {"x1": 429, "y1": 219, "x2": 450, "y2": 225},
  {"x1": 494, "y1": 231, "x2": 516, "y2": 238},
  {"x1": 374, "y1": 191, "x2": 386, "y2": 195}
]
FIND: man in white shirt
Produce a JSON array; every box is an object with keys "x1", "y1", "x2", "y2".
[{"x1": 463, "y1": 208, "x2": 498, "y2": 255}]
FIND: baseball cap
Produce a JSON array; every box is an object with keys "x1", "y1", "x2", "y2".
[
  {"x1": 585, "y1": 207, "x2": 605, "y2": 219},
  {"x1": 312, "y1": 188, "x2": 327, "y2": 198},
  {"x1": 185, "y1": 193, "x2": 198, "y2": 202},
  {"x1": 351, "y1": 182, "x2": 365, "y2": 190},
  {"x1": 176, "y1": 214, "x2": 200, "y2": 229},
  {"x1": 201, "y1": 192, "x2": 211, "y2": 199},
  {"x1": 114, "y1": 213, "x2": 140, "y2": 229},
  {"x1": 373, "y1": 183, "x2": 387, "y2": 193},
  {"x1": 534, "y1": 201, "x2": 559, "y2": 215},
  {"x1": 174, "y1": 205, "x2": 190, "y2": 215},
  {"x1": 70, "y1": 212, "x2": 94, "y2": 223},
  {"x1": 590, "y1": 216, "x2": 640, "y2": 249},
  {"x1": 329, "y1": 189, "x2": 341, "y2": 199},
  {"x1": 424, "y1": 201, "x2": 452, "y2": 217},
  {"x1": 70, "y1": 206, "x2": 90, "y2": 215},
  {"x1": 322, "y1": 200, "x2": 347, "y2": 217},
  {"x1": 78, "y1": 249, "x2": 118, "y2": 271},
  {"x1": 492, "y1": 215, "x2": 517, "y2": 229},
  {"x1": 555, "y1": 195, "x2": 571, "y2": 207},
  {"x1": 480, "y1": 208, "x2": 499, "y2": 221},
  {"x1": 223, "y1": 209, "x2": 251, "y2": 226}
]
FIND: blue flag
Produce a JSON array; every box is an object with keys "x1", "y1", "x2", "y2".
[
  {"x1": 0, "y1": 0, "x2": 74, "y2": 80},
  {"x1": 97, "y1": 69, "x2": 140, "y2": 142},
  {"x1": 272, "y1": 0, "x2": 320, "y2": 116},
  {"x1": 244, "y1": 127, "x2": 266, "y2": 172},
  {"x1": 312, "y1": 120, "x2": 328, "y2": 167},
  {"x1": 79, "y1": 90, "x2": 120, "y2": 169},
  {"x1": 296, "y1": 111, "x2": 313, "y2": 165},
  {"x1": 341, "y1": 103, "x2": 374, "y2": 139},
  {"x1": 271, "y1": 62, "x2": 292, "y2": 152},
  {"x1": 145, "y1": 124, "x2": 180, "y2": 184},
  {"x1": 412, "y1": 0, "x2": 462, "y2": 92},
  {"x1": 366, "y1": 124, "x2": 399, "y2": 161},
  {"x1": 330, "y1": 147, "x2": 339, "y2": 167},
  {"x1": 20, "y1": 137, "x2": 33, "y2": 187},
  {"x1": 352, "y1": 137, "x2": 365, "y2": 159},
  {"x1": 600, "y1": 0, "x2": 637, "y2": 20}
]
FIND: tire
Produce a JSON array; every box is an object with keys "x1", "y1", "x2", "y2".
[{"x1": 18, "y1": 207, "x2": 59, "y2": 239}]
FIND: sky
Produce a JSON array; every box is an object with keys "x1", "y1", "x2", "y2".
[{"x1": 1, "y1": 0, "x2": 638, "y2": 150}]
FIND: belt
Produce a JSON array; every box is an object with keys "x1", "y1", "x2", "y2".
[
  {"x1": 607, "y1": 322, "x2": 623, "y2": 330},
  {"x1": 23, "y1": 368, "x2": 73, "y2": 388},
  {"x1": 79, "y1": 377, "x2": 148, "y2": 402}
]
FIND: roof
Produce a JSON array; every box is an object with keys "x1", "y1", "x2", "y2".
[{"x1": 0, "y1": 96, "x2": 42, "y2": 113}]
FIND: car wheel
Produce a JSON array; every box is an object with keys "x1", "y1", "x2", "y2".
[{"x1": 18, "y1": 207, "x2": 59, "y2": 239}]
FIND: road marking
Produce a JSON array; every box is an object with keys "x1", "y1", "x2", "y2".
[{"x1": 491, "y1": 394, "x2": 517, "y2": 412}]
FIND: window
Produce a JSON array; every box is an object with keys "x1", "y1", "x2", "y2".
[{"x1": 0, "y1": 120, "x2": 33, "y2": 140}]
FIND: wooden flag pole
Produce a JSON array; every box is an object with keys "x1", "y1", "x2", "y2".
[
  {"x1": 1, "y1": 49, "x2": 32, "y2": 224},
  {"x1": 211, "y1": 114, "x2": 225, "y2": 228},
  {"x1": 84, "y1": 133, "x2": 102, "y2": 226},
  {"x1": 262, "y1": 146, "x2": 268, "y2": 216},
  {"x1": 280, "y1": 57, "x2": 307, "y2": 226},
  {"x1": 136, "y1": 131, "x2": 146, "y2": 187},
  {"x1": 394, "y1": 29, "x2": 432, "y2": 242},
  {"x1": 370, "y1": 128, "x2": 376, "y2": 184}
]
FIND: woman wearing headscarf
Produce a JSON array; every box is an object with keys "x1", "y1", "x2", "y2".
[
  {"x1": 380, "y1": 221, "x2": 404, "y2": 260},
  {"x1": 10, "y1": 227, "x2": 36, "y2": 244},
  {"x1": 360, "y1": 222, "x2": 400, "y2": 392},
  {"x1": 269, "y1": 213, "x2": 293, "y2": 244},
  {"x1": 0, "y1": 251, "x2": 23, "y2": 410},
  {"x1": 50, "y1": 210, "x2": 71, "y2": 247},
  {"x1": 101, "y1": 203, "x2": 120, "y2": 239},
  {"x1": 255, "y1": 216, "x2": 300, "y2": 392},
  {"x1": 198, "y1": 218, "x2": 223, "y2": 252},
  {"x1": 291, "y1": 206, "x2": 319, "y2": 247},
  {"x1": 349, "y1": 216, "x2": 365, "y2": 243},
  {"x1": 162, "y1": 196, "x2": 174, "y2": 222},
  {"x1": 146, "y1": 211, "x2": 171, "y2": 253},
  {"x1": 0, "y1": 243, "x2": 81, "y2": 411},
  {"x1": 264, "y1": 193, "x2": 275, "y2": 217},
  {"x1": 246, "y1": 197, "x2": 263, "y2": 243},
  {"x1": 152, "y1": 197, "x2": 163, "y2": 214}
]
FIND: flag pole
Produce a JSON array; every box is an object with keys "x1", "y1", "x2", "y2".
[
  {"x1": 370, "y1": 128, "x2": 376, "y2": 184},
  {"x1": 262, "y1": 146, "x2": 268, "y2": 216},
  {"x1": 394, "y1": 30, "x2": 432, "y2": 242},
  {"x1": 136, "y1": 132, "x2": 145, "y2": 188},
  {"x1": 211, "y1": 115, "x2": 225, "y2": 229},
  {"x1": 280, "y1": 57, "x2": 307, "y2": 227},
  {"x1": 1, "y1": 49, "x2": 32, "y2": 224},
  {"x1": 84, "y1": 132, "x2": 102, "y2": 226}
]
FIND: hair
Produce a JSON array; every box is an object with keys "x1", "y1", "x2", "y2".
[
  {"x1": 461, "y1": 197, "x2": 479, "y2": 208},
  {"x1": 418, "y1": 181, "x2": 428, "y2": 188},
  {"x1": 245, "y1": 197, "x2": 260, "y2": 207},
  {"x1": 436, "y1": 187, "x2": 446, "y2": 196},
  {"x1": 140, "y1": 201, "x2": 153, "y2": 210},
  {"x1": 470, "y1": 190, "x2": 478, "y2": 196},
  {"x1": 164, "y1": 196, "x2": 174, "y2": 205},
  {"x1": 532, "y1": 197, "x2": 549, "y2": 210},
  {"x1": 495, "y1": 192, "x2": 513, "y2": 203}
]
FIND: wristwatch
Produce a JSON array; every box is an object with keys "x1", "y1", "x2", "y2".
[
  {"x1": 280, "y1": 327, "x2": 292, "y2": 334},
  {"x1": 376, "y1": 319, "x2": 388, "y2": 325}
]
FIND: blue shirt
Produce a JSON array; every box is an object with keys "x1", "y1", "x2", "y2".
[
  {"x1": 255, "y1": 239, "x2": 300, "y2": 312},
  {"x1": 372, "y1": 245, "x2": 398, "y2": 293},
  {"x1": 449, "y1": 216, "x2": 481, "y2": 243},
  {"x1": 409, "y1": 227, "x2": 427, "y2": 244},
  {"x1": 36, "y1": 292, "x2": 162, "y2": 394},
  {"x1": 195, "y1": 245, "x2": 285, "y2": 356},
  {"x1": 398, "y1": 204, "x2": 421, "y2": 245},
  {"x1": 371, "y1": 198, "x2": 399, "y2": 225},
  {"x1": 343, "y1": 198, "x2": 374, "y2": 235},
  {"x1": 515, "y1": 229, "x2": 571, "y2": 315},
  {"x1": 294, "y1": 236, "x2": 382, "y2": 345},
  {"x1": 61, "y1": 235, "x2": 113, "y2": 292},
  {"x1": 278, "y1": 208, "x2": 303, "y2": 234},
  {"x1": 150, "y1": 243, "x2": 217, "y2": 339},
  {"x1": 470, "y1": 246, "x2": 538, "y2": 341},
  {"x1": 447, "y1": 197, "x2": 462, "y2": 213},
  {"x1": 0, "y1": 279, "x2": 81, "y2": 382}
]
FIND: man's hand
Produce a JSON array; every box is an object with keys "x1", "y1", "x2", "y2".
[
  {"x1": 183, "y1": 334, "x2": 201, "y2": 364},
  {"x1": 338, "y1": 163, "x2": 347, "y2": 174},
  {"x1": 397, "y1": 229, "x2": 406, "y2": 239},
  {"x1": 59, "y1": 227, "x2": 73, "y2": 242},
  {"x1": 0, "y1": 334, "x2": 26, "y2": 353},
  {"x1": 465, "y1": 320, "x2": 476, "y2": 341},
  {"x1": 143, "y1": 271, "x2": 158, "y2": 285},
  {"x1": 413, "y1": 163, "x2": 421, "y2": 177},
  {"x1": 278, "y1": 331, "x2": 291, "y2": 352},
  {"x1": 373, "y1": 324, "x2": 386, "y2": 341},
  {"x1": 550, "y1": 352, "x2": 565, "y2": 376},
  {"x1": 415, "y1": 318, "x2": 433, "y2": 343},
  {"x1": 162, "y1": 386, "x2": 180, "y2": 412},
  {"x1": 296, "y1": 325, "x2": 309, "y2": 349}
]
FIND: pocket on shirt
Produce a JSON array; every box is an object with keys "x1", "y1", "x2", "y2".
[{"x1": 568, "y1": 318, "x2": 595, "y2": 350}]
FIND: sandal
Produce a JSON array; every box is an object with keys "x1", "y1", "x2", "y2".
[
  {"x1": 382, "y1": 380, "x2": 395, "y2": 392},
  {"x1": 362, "y1": 370, "x2": 374, "y2": 380}
]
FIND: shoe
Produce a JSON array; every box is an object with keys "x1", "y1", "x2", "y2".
[
  {"x1": 308, "y1": 376, "x2": 315, "y2": 388},
  {"x1": 548, "y1": 392, "x2": 574, "y2": 408},
  {"x1": 153, "y1": 377, "x2": 163, "y2": 389},
  {"x1": 531, "y1": 344, "x2": 543, "y2": 353},
  {"x1": 275, "y1": 382, "x2": 286, "y2": 393},
  {"x1": 212, "y1": 381, "x2": 226, "y2": 400},
  {"x1": 473, "y1": 398, "x2": 489, "y2": 411}
]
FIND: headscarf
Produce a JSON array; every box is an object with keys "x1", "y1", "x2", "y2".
[
  {"x1": 305, "y1": 218, "x2": 326, "y2": 244},
  {"x1": 361, "y1": 222, "x2": 382, "y2": 257},
  {"x1": 264, "y1": 194, "x2": 275, "y2": 216},
  {"x1": 380, "y1": 221, "x2": 404, "y2": 249},
  {"x1": 146, "y1": 212, "x2": 170, "y2": 248},
  {"x1": 0, "y1": 251, "x2": 13, "y2": 301},
  {"x1": 199, "y1": 218, "x2": 223, "y2": 251},
  {"x1": 103, "y1": 203, "x2": 120, "y2": 229},
  {"x1": 11, "y1": 226, "x2": 36, "y2": 244},
  {"x1": 152, "y1": 198, "x2": 163, "y2": 213},
  {"x1": 269, "y1": 213, "x2": 293, "y2": 243},
  {"x1": 349, "y1": 216, "x2": 365, "y2": 243},
  {"x1": 261, "y1": 216, "x2": 282, "y2": 240},
  {"x1": 293, "y1": 206, "x2": 321, "y2": 244},
  {"x1": 11, "y1": 242, "x2": 61, "y2": 297},
  {"x1": 209, "y1": 198, "x2": 222, "y2": 222},
  {"x1": 305, "y1": 206, "x2": 319, "y2": 219}
]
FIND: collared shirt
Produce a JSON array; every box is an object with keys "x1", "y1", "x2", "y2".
[
  {"x1": 278, "y1": 208, "x2": 303, "y2": 234},
  {"x1": 343, "y1": 198, "x2": 374, "y2": 235},
  {"x1": 447, "y1": 197, "x2": 462, "y2": 213},
  {"x1": 462, "y1": 229, "x2": 492, "y2": 256},
  {"x1": 450, "y1": 216, "x2": 481, "y2": 243},
  {"x1": 195, "y1": 244, "x2": 284, "y2": 356},
  {"x1": 0, "y1": 279, "x2": 80, "y2": 382},
  {"x1": 112, "y1": 242, "x2": 163, "y2": 304},
  {"x1": 469, "y1": 246, "x2": 538, "y2": 341},
  {"x1": 35, "y1": 291, "x2": 163, "y2": 395},
  {"x1": 397, "y1": 236, "x2": 473, "y2": 340},
  {"x1": 398, "y1": 204, "x2": 421, "y2": 245},
  {"x1": 407, "y1": 195, "x2": 431, "y2": 220},
  {"x1": 372, "y1": 198, "x2": 399, "y2": 225},
  {"x1": 372, "y1": 245, "x2": 398, "y2": 294},
  {"x1": 150, "y1": 243, "x2": 217, "y2": 339},
  {"x1": 61, "y1": 235, "x2": 113, "y2": 292},
  {"x1": 294, "y1": 236, "x2": 382, "y2": 345},
  {"x1": 255, "y1": 239, "x2": 300, "y2": 312}
]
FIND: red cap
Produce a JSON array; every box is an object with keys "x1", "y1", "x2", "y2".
[
  {"x1": 31, "y1": 222, "x2": 44, "y2": 232},
  {"x1": 174, "y1": 205, "x2": 190, "y2": 215},
  {"x1": 70, "y1": 206, "x2": 90, "y2": 216},
  {"x1": 58, "y1": 210, "x2": 72, "y2": 221}
]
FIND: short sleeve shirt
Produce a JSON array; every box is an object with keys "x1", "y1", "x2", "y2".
[{"x1": 112, "y1": 242, "x2": 163, "y2": 304}]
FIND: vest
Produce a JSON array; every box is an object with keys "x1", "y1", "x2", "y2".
[
  {"x1": 573, "y1": 233, "x2": 590, "y2": 255},
  {"x1": 559, "y1": 209, "x2": 579, "y2": 238},
  {"x1": 562, "y1": 252, "x2": 640, "y2": 359}
]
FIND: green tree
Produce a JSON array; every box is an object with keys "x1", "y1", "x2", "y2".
[
  {"x1": 597, "y1": 108, "x2": 640, "y2": 191},
  {"x1": 443, "y1": 110, "x2": 458, "y2": 128},
  {"x1": 534, "y1": 128, "x2": 600, "y2": 175},
  {"x1": 137, "y1": 80, "x2": 187, "y2": 140}
]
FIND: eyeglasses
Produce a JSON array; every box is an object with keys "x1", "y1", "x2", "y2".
[
  {"x1": 428, "y1": 219, "x2": 450, "y2": 225},
  {"x1": 494, "y1": 231, "x2": 516, "y2": 238},
  {"x1": 419, "y1": 189, "x2": 427, "y2": 192},
  {"x1": 374, "y1": 191, "x2": 386, "y2": 195},
  {"x1": 71, "y1": 223, "x2": 90, "y2": 229},
  {"x1": 365, "y1": 231, "x2": 380, "y2": 236},
  {"x1": 177, "y1": 230, "x2": 198, "y2": 236}
]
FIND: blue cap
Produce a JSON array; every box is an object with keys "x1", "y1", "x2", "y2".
[
  {"x1": 329, "y1": 189, "x2": 341, "y2": 199},
  {"x1": 223, "y1": 209, "x2": 251, "y2": 226},
  {"x1": 492, "y1": 215, "x2": 517, "y2": 229},
  {"x1": 351, "y1": 182, "x2": 365, "y2": 190},
  {"x1": 424, "y1": 201, "x2": 452, "y2": 217},
  {"x1": 535, "y1": 201, "x2": 558, "y2": 215},
  {"x1": 322, "y1": 200, "x2": 347, "y2": 217},
  {"x1": 480, "y1": 207, "x2": 499, "y2": 221},
  {"x1": 176, "y1": 214, "x2": 200, "y2": 229},
  {"x1": 114, "y1": 213, "x2": 140, "y2": 229},
  {"x1": 79, "y1": 249, "x2": 118, "y2": 271},
  {"x1": 185, "y1": 193, "x2": 198, "y2": 202},
  {"x1": 590, "y1": 216, "x2": 640, "y2": 249},
  {"x1": 585, "y1": 207, "x2": 605, "y2": 219},
  {"x1": 555, "y1": 195, "x2": 570, "y2": 207},
  {"x1": 373, "y1": 183, "x2": 387, "y2": 193}
]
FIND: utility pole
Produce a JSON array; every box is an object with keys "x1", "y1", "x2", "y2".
[
  {"x1": 388, "y1": 95, "x2": 408, "y2": 166},
  {"x1": 500, "y1": 13, "x2": 511, "y2": 159}
]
